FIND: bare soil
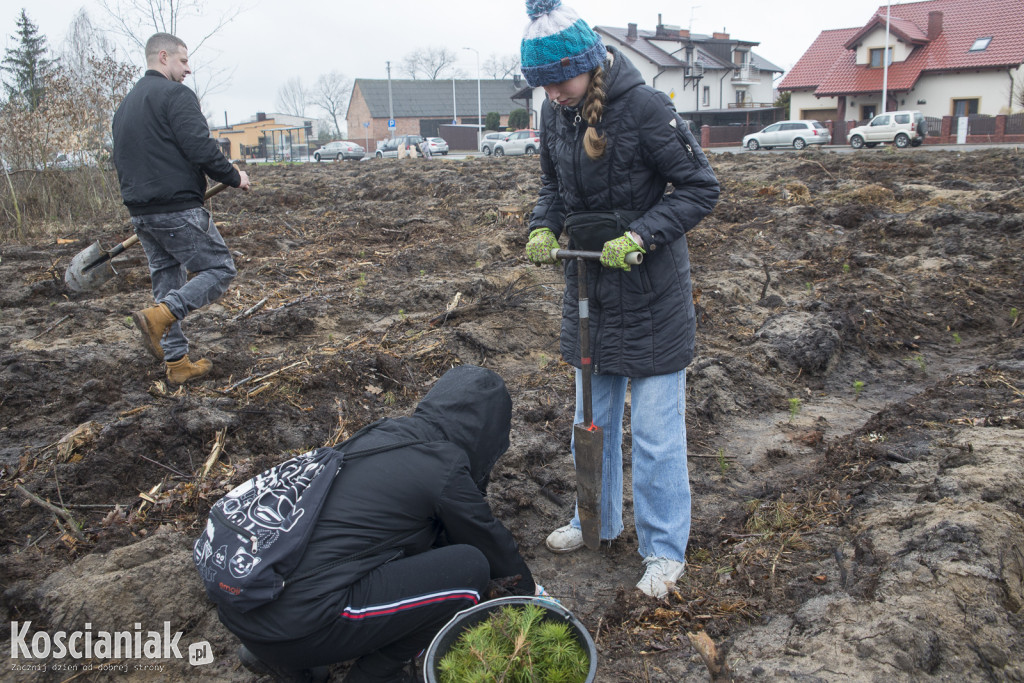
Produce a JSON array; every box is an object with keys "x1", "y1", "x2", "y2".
[{"x1": 1, "y1": 149, "x2": 1022, "y2": 682}]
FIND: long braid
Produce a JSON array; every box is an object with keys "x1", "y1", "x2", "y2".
[{"x1": 582, "y1": 66, "x2": 607, "y2": 160}]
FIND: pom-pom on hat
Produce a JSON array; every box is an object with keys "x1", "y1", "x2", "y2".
[{"x1": 521, "y1": 0, "x2": 606, "y2": 87}]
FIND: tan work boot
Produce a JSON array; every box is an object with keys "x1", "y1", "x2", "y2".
[
  {"x1": 132, "y1": 303, "x2": 176, "y2": 360},
  {"x1": 165, "y1": 355, "x2": 212, "y2": 385}
]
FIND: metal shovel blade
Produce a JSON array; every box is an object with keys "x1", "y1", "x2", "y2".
[
  {"x1": 65, "y1": 240, "x2": 120, "y2": 292},
  {"x1": 574, "y1": 421, "x2": 603, "y2": 550}
]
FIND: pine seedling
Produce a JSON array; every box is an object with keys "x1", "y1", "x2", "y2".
[
  {"x1": 852, "y1": 380, "x2": 865, "y2": 398},
  {"x1": 788, "y1": 397, "x2": 802, "y2": 422},
  {"x1": 716, "y1": 448, "x2": 730, "y2": 476},
  {"x1": 438, "y1": 604, "x2": 589, "y2": 683}
]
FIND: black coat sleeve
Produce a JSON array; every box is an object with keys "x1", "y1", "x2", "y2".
[
  {"x1": 436, "y1": 463, "x2": 534, "y2": 594},
  {"x1": 167, "y1": 87, "x2": 242, "y2": 187},
  {"x1": 630, "y1": 90, "x2": 720, "y2": 249}
]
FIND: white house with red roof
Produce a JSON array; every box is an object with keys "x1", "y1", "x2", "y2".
[{"x1": 779, "y1": 0, "x2": 1024, "y2": 125}]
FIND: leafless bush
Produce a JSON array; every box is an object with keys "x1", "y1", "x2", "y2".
[{"x1": 1, "y1": 55, "x2": 136, "y2": 238}]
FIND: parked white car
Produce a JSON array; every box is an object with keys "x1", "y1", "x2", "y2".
[
  {"x1": 479, "y1": 131, "x2": 509, "y2": 156},
  {"x1": 493, "y1": 129, "x2": 540, "y2": 156},
  {"x1": 743, "y1": 121, "x2": 830, "y2": 151},
  {"x1": 847, "y1": 110, "x2": 927, "y2": 149}
]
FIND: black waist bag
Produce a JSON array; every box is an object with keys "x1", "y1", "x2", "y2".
[
  {"x1": 564, "y1": 210, "x2": 645, "y2": 251},
  {"x1": 193, "y1": 421, "x2": 421, "y2": 613}
]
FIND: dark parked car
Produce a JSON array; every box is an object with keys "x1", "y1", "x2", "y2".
[{"x1": 314, "y1": 141, "x2": 365, "y2": 161}]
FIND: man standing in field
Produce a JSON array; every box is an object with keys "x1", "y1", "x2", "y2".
[{"x1": 112, "y1": 32, "x2": 249, "y2": 385}]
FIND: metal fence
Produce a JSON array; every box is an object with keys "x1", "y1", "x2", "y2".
[
  {"x1": 949, "y1": 115, "x2": 997, "y2": 136},
  {"x1": 1007, "y1": 112, "x2": 1024, "y2": 135},
  {"x1": 707, "y1": 124, "x2": 762, "y2": 145}
]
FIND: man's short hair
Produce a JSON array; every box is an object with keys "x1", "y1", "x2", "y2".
[{"x1": 145, "y1": 33, "x2": 187, "y2": 63}]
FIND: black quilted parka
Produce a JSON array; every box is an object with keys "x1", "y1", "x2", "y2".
[{"x1": 529, "y1": 46, "x2": 720, "y2": 377}]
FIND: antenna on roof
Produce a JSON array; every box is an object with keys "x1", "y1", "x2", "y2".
[{"x1": 688, "y1": 6, "x2": 700, "y2": 32}]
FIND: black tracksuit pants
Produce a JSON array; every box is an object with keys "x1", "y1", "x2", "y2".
[{"x1": 240, "y1": 544, "x2": 490, "y2": 677}]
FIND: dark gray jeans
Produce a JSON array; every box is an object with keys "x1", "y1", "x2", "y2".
[{"x1": 132, "y1": 207, "x2": 236, "y2": 361}]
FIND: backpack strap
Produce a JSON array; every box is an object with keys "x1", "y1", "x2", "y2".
[{"x1": 334, "y1": 418, "x2": 426, "y2": 463}]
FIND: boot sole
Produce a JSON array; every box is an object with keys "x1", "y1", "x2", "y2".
[{"x1": 131, "y1": 311, "x2": 165, "y2": 360}]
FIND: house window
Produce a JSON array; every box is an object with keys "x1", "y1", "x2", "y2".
[
  {"x1": 702, "y1": 86, "x2": 710, "y2": 106},
  {"x1": 736, "y1": 90, "x2": 747, "y2": 105},
  {"x1": 952, "y1": 98, "x2": 979, "y2": 117},
  {"x1": 969, "y1": 37, "x2": 992, "y2": 51},
  {"x1": 869, "y1": 47, "x2": 893, "y2": 68}
]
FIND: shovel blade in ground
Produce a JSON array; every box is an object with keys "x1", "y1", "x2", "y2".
[{"x1": 574, "y1": 421, "x2": 603, "y2": 550}]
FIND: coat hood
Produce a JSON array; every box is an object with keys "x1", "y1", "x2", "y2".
[
  {"x1": 413, "y1": 365, "x2": 512, "y2": 490},
  {"x1": 602, "y1": 46, "x2": 646, "y2": 105}
]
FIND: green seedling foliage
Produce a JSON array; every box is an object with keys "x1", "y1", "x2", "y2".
[
  {"x1": 788, "y1": 397, "x2": 801, "y2": 421},
  {"x1": 438, "y1": 603, "x2": 589, "y2": 683},
  {"x1": 852, "y1": 380, "x2": 865, "y2": 398},
  {"x1": 717, "y1": 447, "x2": 729, "y2": 476},
  {"x1": 952, "y1": 331, "x2": 962, "y2": 345}
]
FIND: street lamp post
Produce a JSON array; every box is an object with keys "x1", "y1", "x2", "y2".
[{"x1": 463, "y1": 47, "x2": 481, "y2": 146}]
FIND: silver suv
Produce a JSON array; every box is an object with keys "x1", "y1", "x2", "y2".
[
  {"x1": 375, "y1": 135, "x2": 424, "y2": 158},
  {"x1": 847, "y1": 111, "x2": 926, "y2": 149},
  {"x1": 479, "y1": 132, "x2": 509, "y2": 156},
  {"x1": 493, "y1": 129, "x2": 540, "y2": 156}
]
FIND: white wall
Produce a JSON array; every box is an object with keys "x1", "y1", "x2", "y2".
[
  {"x1": 790, "y1": 67, "x2": 1019, "y2": 120},
  {"x1": 853, "y1": 27, "x2": 914, "y2": 65}
]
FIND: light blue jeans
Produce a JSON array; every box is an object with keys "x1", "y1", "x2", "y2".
[
  {"x1": 132, "y1": 207, "x2": 236, "y2": 361},
  {"x1": 569, "y1": 368, "x2": 691, "y2": 562}
]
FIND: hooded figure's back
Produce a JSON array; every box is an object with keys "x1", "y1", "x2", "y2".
[{"x1": 217, "y1": 366, "x2": 533, "y2": 642}]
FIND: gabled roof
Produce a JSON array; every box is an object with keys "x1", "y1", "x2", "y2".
[
  {"x1": 596, "y1": 26, "x2": 784, "y2": 73},
  {"x1": 843, "y1": 13, "x2": 928, "y2": 49},
  {"x1": 352, "y1": 79, "x2": 522, "y2": 118},
  {"x1": 779, "y1": 0, "x2": 1024, "y2": 96}
]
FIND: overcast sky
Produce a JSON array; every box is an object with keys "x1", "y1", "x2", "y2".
[{"x1": 7, "y1": 0, "x2": 899, "y2": 128}]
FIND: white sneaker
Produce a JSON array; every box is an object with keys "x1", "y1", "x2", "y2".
[
  {"x1": 636, "y1": 556, "x2": 686, "y2": 598},
  {"x1": 545, "y1": 524, "x2": 585, "y2": 553}
]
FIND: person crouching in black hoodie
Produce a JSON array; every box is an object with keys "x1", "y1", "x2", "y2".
[{"x1": 214, "y1": 365, "x2": 539, "y2": 682}]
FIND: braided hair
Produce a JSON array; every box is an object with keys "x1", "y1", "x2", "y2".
[{"x1": 582, "y1": 66, "x2": 607, "y2": 160}]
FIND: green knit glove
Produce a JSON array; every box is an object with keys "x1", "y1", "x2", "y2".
[
  {"x1": 600, "y1": 232, "x2": 646, "y2": 271},
  {"x1": 525, "y1": 228, "x2": 559, "y2": 265}
]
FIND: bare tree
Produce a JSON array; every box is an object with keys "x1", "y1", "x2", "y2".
[
  {"x1": 59, "y1": 10, "x2": 124, "y2": 149},
  {"x1": 60, "y1": 10, "x2": 119, "y2": 77},
  {"x1": 483, "y1": 53, "x2": 520, "y2": 80},
  {"x1": 96, "y1": 0, "x2": 243, "y2": 104},
  {"x1": 400, "y1": 47, "x2": 463, "y2": 80},
  {"x1": 312, "y1": 71, "x2": 352, "y2": 138},
  {"x1": 276, "y1": 77, "x2": 309, "y2": 117}
]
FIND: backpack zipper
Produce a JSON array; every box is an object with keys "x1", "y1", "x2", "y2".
[{"x1": 211, "y1": 503, "x2": 260, "y2": 553}]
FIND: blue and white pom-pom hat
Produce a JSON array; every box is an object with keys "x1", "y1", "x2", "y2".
[{"x1": 520, "y1": 0, "x2": 607, "y2": 87}]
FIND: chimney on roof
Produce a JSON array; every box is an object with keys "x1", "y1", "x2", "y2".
[
  {"x1": 257, "y1": 112, "x2": 267, "y2": 121},
  {"x1": 627, "y1": 23, "x2": 637, "y2": 40},
  {"x1": 679, "y1": 29, "x2": 690, "y2": 39},
  {"x1": 712, "y1": 31, "x2": 730, "y2": 40},
  {"x1": 927, "y1": 11, "x2": 943, "y2": 39}
]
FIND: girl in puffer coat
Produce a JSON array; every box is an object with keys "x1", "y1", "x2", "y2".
[{"x1": 520, "y1": 0, "x2": 720, "y2": 598}]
